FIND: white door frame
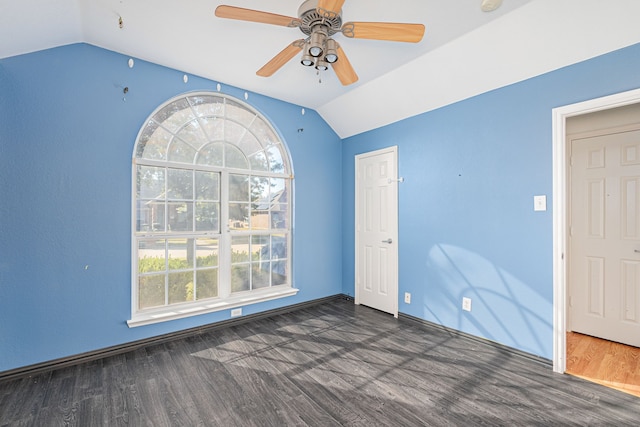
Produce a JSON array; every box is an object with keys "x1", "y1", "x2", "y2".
[
  {"x1": 552, "y1": 87, "x2": 640, "y2": 373},
  {"x1": 355, "y1": 145, "x2": 399, "y2": 318}
]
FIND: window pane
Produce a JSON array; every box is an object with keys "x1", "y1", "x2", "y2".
[
  {"x1": 271, "y1": 178, "x2": 287, "y2": 199},
  {"x1": 272, "y1": 261, "x2": 287, "y2": 286},
  {"x1": 251, "y1": 235, "x2": 270, "y2": 261},
  {"x1": 229, "y1": 203, "x2": 248, "y2": 230},
  {"x1": 250, "y1": 118, "x2": 278, "y2": 146},
  {"x1": 188, "y1": 95, "x2": 224, "y2": 117},
  {"x1": 196, "y1": 269, "x2": 218, "y2": 299},
  {"x1": 139, "y1": 274, "x2": 165, "y2": 309},
  {"x1": 169, "y1": 271, "x2": 194, "y2": 304},
  {"x1": 237, "y1": 133, "x2": 261, "y2": 158},
  {"x1": 199, "y1": 116, "x2": 225, "y2": 142},
  {"x1": 251, "y1": 176, "x2": 271, "y2": 230},
  {"x1": 251, "y1": 210, "x2": 269, "y2": 230},
  {"x1": 226, "y1": 144, "x2": 249, "y2": 169},
  {"x1": 231, "y1": 236, "x2": 250, "y2": 262},
  {"x1": 252, "y1": 264, "x2": 270, "y2": 289},
  {"x1": 176, "y1": 120, "x2": 207, "y2": 151},
  {"x1": 168, "y1": 139, "x2": 197, "y2": 163},
  {"x1": 197, "y1": 142, "x2": 224, "y2": 167},
  {"x1": 137, "y1": 166, "x2": 167, "y2": 232},
  {"x1": 271, "y1": 208, "x2": 288, "y2": 229},
  {"x1": 196, "y1": 238, "x2": 218, "y2": 267},
  {"x1": 168, "y1": 169, "x2": 193, "y2": 200},
  {"x1": 251, "y1": 234, "x2": 271, "y2": 289},
  {"x1": 195, "y1": 171, "x2": 219, "y2": 201},
  {"x1": 137, "y1": 121, "x2": 170, "y2": 160},
  {"x1": 231, "y1": 264, "x2": 250, "y2": 293},
  {"x1": 168, "y1": 202, "x2": 193, "y2": 232},
  {"x1": 138, "y1": 239, "x2": 165, "y2": 273},
  {"x1": 249, "y1": 151, "x2": 268, "y2": 171},
  {"x1": 229, "y1": 174, "x2": 250, "y2": 201},
  {"x1": 252, "y1": 176, "x2": 270, "y2": 201},
  {"x1": 137, "y1": 200, "x2": 165, "y2": 232},
  {"x1": 271, "y1": 234, "x2": 287, "y2": 260},
  {"x1": 267, "y1": 145, "x2": 285, "y2": 173},
  {"x1": 167, "y1": 238, "x2": 191, "y2": 270},
  {"x1": 154, "y1": 98, "x2": 193, "y2": 133},
  {"x1": 137, "y1": 166, "x2": 165, "y2": 199},
  {"x1": 225, "y1": 120, "x2": 246, "y2": 145},
  {"x1": 271, "y1": 178, "x2": 288, "y2": 229},
  {"x1": 196, "y1": 202, "x2": 219, "y2": 232},
  {"x1": 226, "y1": 100, "x2": 256, "y2": 127}
]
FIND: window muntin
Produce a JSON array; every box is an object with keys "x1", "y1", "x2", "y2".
[{"x1": 132, "y1": 93, "x2": 292, "y2": 319}]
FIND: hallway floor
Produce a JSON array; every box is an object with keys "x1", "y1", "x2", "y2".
[{"x1": 566, "y1": 332, "x2": 640, "y2": 397}]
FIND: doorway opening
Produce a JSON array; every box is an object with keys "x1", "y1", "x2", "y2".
[{"x1": 552, "y1": 87, "x2": 640, "y2": 374}]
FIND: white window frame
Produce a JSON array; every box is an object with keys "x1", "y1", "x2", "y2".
[{"x1": 128, "y1": 92, "x2": 297, "y2": 327}]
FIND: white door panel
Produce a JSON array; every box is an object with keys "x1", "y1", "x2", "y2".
[
  {"x1": 355, "y1": 147, "x2": 398, "y2": 317},
  {"x1": 570, "y1": 129, "x2": 640, "y2": 347}
]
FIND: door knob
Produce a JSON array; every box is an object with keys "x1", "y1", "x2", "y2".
[{"x1": 382, "y1": 238, "x2": 393, "y2": 244}]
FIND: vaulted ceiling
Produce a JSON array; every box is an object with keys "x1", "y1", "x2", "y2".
[{"x1": 2, "y1": 0, "x2": 640, "y2": 138}]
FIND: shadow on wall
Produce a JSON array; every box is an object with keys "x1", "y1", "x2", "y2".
[{"x1": 423, "y1": 244, "x2": 552, "y2": 358}]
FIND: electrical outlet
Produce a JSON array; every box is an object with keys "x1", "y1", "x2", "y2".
[
  {"x1": 462, "y1": 297, "x2": 472, "y2": 312},
  {"x1": 231, "y1": 308, "x2": 242, "y2": 317},
  {"x1": 404, "y1": 292, "x2": 411, "y2": 304}
]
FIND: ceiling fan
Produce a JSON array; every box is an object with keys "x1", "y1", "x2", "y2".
[{"x1": 214, "y1": 0, "x2": 426, "y2": 85}]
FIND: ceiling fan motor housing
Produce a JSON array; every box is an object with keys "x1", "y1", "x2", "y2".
[{"x1": 298, "y1": 0, "x2": 342, "y2": 36}]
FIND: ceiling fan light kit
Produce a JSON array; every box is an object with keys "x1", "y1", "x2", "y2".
[
  {"x1": 324, "y1": 38, "x2": 339, "y2": 63},
  {"x1": 215, "y1": 0, "x2": 426, "y2": 85},
  {"x1": 309, "y1": 26, "x2": 328, "y2": 57},
  {"x1": 300, "y1": 48, "x2": 315, "y2": 66},
  {"x1": 315, "y1": 58, "x2": 329, "y2": 71}
]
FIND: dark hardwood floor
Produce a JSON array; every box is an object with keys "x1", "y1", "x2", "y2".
[{"x1": 2, "y1": 299, "x2": 640, "y2": 426}]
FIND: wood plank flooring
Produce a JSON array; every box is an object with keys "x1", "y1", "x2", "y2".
[
  {"x1": 566, "y1": 331, "x2": 640, "y2": 398},
  {"x1": 2, "y1": 299, "x2": 640, "y2": 426}
]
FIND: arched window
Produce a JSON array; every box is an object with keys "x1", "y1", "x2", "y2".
[{"x1": 129, "y1": 92, "x2": 296, "y2": 327}]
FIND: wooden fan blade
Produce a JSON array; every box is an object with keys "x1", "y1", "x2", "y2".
[
  {"x1": 215, "y1": 5, "x2": 299, "y2": 27},
  {"x1": 257, "y1": 40, "x2": 305, "y2": 77},
  {"x1": 342, "y1": 22, "x2": 425, "y2": 43},
  {"x1": 317, "y1": 0, "x2": 345, "y2": 19},
  {"x1": 331, "y1": 45, "x2": 358, "y2": 86}
]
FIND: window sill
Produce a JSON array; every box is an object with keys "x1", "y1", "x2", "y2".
[{"x1": 127, "y1": 286, "x2": 299, "y2": 328}]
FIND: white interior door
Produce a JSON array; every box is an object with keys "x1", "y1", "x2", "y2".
[
  {"x1": 355, "y1": 146, "x2": 399, "y2": 317},
  {"x1": 569, "y1": 128, "x2": 640, "y2": 347}
]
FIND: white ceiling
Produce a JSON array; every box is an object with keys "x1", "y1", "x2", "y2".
[{"x1": 2, "y1": 0, "x2": 640, "y2": 138}]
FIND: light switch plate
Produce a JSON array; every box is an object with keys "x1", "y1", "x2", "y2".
[{"x1": 534, "y1": 195, "x2": 547, "y2": 212}]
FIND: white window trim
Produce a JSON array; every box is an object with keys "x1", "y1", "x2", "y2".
[{"x1": 127, "y1": 285, "x2": 298, "y2": 327}]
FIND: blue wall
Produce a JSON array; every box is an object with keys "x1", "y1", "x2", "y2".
[
  {"x1": 342, "y1": 42, "x2": 640, "y2": 360},
  {"x1": 3, "y1": 41, "x2": 640, "y2": 372},
  {"x1": 0, "y1": 43, "x2": 343, "y2": 372}
]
